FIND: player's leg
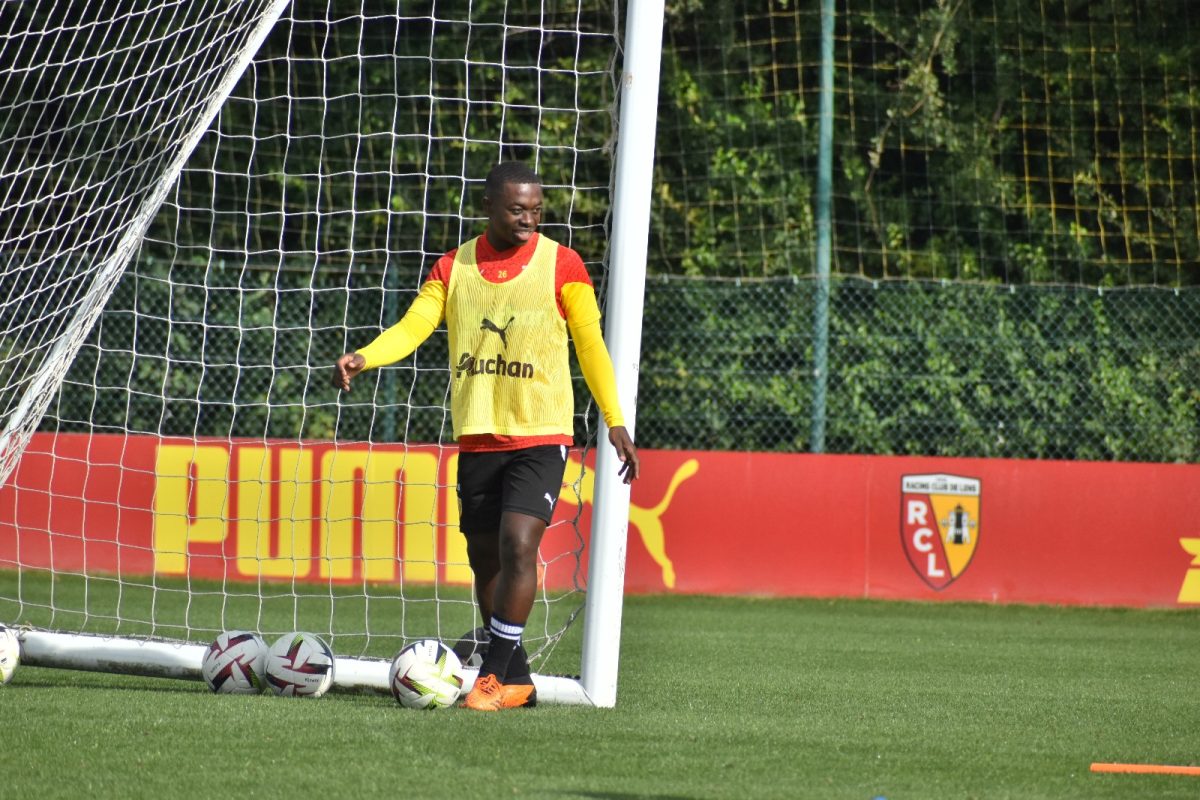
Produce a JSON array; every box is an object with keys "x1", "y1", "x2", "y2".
[
  {"x1": 465, "y1": 532, "x2": 500, "y2": 625},
  {"x1": 455, "y1": 450, "x2": 506, "y2": 662},
  {"x1": 482, "y1": 445, "x2": 568, "y2": 680},
  {"x1": 466, "y1": 513, "x2": 548, "y2": 711},
  {"x1": 479, "y1": 509, "x2": 548, "y2": 681},
  {"x1": 457, "y1": 449, "x2": 538, "y2": 709},
  {"x1": 465, "y1": 445, "x2": 567, "y2": 711},
  {"x1": 491, "y1": 511, "x2": 547, "y2": 627},
  {"x1": 463, "y1": 516, "x2": 534, "y2": 689}
]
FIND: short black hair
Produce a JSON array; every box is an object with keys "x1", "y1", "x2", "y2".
[{"x1": 484, "y1": 161, "x2": 541, "y2": 198}]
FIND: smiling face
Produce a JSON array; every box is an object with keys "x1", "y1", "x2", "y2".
[{"x1": 483, "y1": 181, "x2": 543, "y2": 251}]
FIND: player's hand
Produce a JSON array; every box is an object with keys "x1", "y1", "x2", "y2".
[
  {"x1": 332, "y1": 352, "x2": 366, "y2": 392},
  {"x1": 608, "y1": 425, "x2": 639, "y2": 484}
]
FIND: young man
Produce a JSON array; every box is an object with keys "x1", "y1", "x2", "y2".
[{"x1": 331, "y1": 161, "x2": 639, "y2": 711}]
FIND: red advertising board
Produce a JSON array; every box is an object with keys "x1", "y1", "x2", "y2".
[{"x1": 1, "y1": 433, "x2": 1198, "y2": 608}]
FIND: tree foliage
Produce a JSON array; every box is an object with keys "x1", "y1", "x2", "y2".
[{"x1": 655, "y1": 0, "x2": 1200, "y2": 284}]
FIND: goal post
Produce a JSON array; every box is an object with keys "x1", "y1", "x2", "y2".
[
  {"x1": 0, "y1": 1, "x2": 662, "y2": 707},
  {"x1": 582, "y1": 0, "x2": 665, "y2": 709}
]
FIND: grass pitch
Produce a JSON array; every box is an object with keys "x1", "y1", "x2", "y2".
[{"x1": 1, "y1": 587, "x2": 1197, "y2": 799}]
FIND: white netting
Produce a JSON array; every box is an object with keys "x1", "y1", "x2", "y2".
[
  {"x1": 0, "y1": 0, "x2": 292, "y2": 482},
  {"x1": 0, "y1": 0, "x2": 621, "y2": 674}
]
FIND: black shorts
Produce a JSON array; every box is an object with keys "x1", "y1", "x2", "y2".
[{"x1": 456, "y1": 445, "x2": 569, "y2": 535}]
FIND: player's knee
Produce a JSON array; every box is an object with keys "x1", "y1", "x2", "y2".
[{"x1": 497, "y1": 529, "x2": 539, "y2": 571}]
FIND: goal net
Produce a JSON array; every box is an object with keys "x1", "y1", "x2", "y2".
[{"x1": 0, "y1": 0, "x2": 628, "y2": 702}]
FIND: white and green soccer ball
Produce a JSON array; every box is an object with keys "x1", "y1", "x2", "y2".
[
  {"x1": 201, "y1": 631, "x2": 267, "y2": 694},
  {"x1": 389, "y1": 639, "x2": 464, "y2": 709},
  {"x1": 0, "y1": 625, "x2": 19, "y2": 685},
  {"x1": 264, "y1": 632, "x2": 335, "y2": 698}
]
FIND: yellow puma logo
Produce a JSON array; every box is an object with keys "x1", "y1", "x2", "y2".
[
  {"x1": 1178, "y1": 538, "x2": 1200, "y2": 603},
  {"x1": 559, "y1": 455, "x2": 699, "y2": 589}
]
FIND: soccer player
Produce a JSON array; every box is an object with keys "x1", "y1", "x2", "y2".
[{"x1": 331, "y1": 161, "x2": 639, "y2": 711}]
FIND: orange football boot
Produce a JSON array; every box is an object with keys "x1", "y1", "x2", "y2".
[{"x1": 463, "y1": 674, "x2": 538, "y2": 711}]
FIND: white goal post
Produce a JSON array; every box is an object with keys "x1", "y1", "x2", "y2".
[{"x1": 0, "y1": 1, "x2": 663, "y2": 707}]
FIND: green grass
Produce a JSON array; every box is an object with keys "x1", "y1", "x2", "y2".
[{"x1": 2, "y1": 585, "x2": 1198, "y2": 799}]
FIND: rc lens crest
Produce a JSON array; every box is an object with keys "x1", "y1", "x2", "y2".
[{"x1": 901, "y1": 474, "x2": 981, "y2": 590}]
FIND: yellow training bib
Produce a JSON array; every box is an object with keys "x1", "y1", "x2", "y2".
[{"x1": 445, "y1": 235, "x2": 573, "y2": 439}]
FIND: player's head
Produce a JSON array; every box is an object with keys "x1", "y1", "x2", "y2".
[
  {"x1": 485, "y1": 161, "x2": 540, "y2": 199},
  {"x1": 483, "y1": 161, "x2": 543, "y2": 250}
]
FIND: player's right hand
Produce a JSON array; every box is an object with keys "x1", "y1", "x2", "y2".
[{"x1": 332, "y1": 352, "x2": 366, "y2": 392}]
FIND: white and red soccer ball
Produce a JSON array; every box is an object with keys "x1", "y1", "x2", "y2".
[
  {"x1": 201, "y1": 631, "x2": 267, "y2": 694},
  {"x1": 265, "y1": 632, "x2": 336, "y2": 698},
  {"x1": 389, "y1": 639, "x2": 464, "y2": 709}
]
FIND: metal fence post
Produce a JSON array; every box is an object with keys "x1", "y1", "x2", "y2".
[{"x1": 811, "y1": 0, "x2": 835, "y2": 453}]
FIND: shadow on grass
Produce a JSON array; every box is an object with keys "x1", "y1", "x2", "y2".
[
  {"x1": 542, "y1": 793, "x2": 700, "y2": 800},
  {"x1": 10, "y1": 670, "x2": 391, "y2": 705},
  {"x1": 10, "y1": 673, "x2": 204, "y2": 693}
]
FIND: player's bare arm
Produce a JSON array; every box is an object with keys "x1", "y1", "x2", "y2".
[{"x1": 331, "y1": 352, "x2": 366, "y2": 392}]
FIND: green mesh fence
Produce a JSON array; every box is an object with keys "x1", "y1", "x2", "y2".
[
  {"x1": 637, "y1": 276, "x2": 1200, "y2": 461},
  {"x1": 56, "y1": 271, "x2": 1200, "y2": 462}
]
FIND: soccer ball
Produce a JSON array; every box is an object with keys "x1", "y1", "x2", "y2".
[
  {"x1": 264, "y1": 632, "x2": 336, "y2": 698},
  {"x1": 0, "y1": 625, "x2": 20, "y2": 685},
  {"x1": 451, "y1": 625, "x2": 490, "y2": 670},
  {"x1": 201, "y1": 631, "x2": 267, "y2": 694},
  {"x1": 389, "y1": 639, "x2": 464, "y2": 709}
]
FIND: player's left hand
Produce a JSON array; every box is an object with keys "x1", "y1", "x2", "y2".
[
  {"x1": 608, "y1": 426, "x2": 639, "y2": 484},
  {"x1": 332, "y1": 352, "x2": 366, "y2": 392}
]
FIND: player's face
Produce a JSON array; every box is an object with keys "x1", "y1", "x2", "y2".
[{"x1": 484, "y1": 182, "x2": 543, "y2": 250}]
